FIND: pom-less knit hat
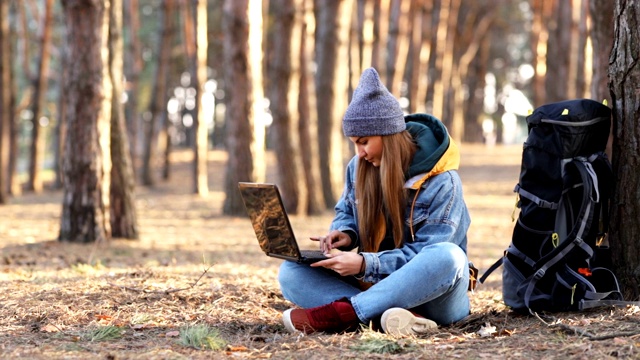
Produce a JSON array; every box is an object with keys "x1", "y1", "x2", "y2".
[{"x1": 342, "y1": 67, "x2": 406, "y2": 137}]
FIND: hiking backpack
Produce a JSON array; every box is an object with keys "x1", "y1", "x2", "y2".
[{"x1": 479, "y1": 98, "x2": 636, "y2": 313}]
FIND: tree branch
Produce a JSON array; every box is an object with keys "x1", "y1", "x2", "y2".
[
  {"x1": 532, "y1": 311, "x2": 640, "y2": 340},
  {"x1": 108, "y1": 265, "x2": 212, "y2": 295}
]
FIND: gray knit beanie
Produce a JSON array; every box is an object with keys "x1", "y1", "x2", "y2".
[{"x1": 342, "y1": 67, "x2": 406, "y2": 137}]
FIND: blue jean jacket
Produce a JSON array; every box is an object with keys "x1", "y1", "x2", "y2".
[{"x1": 330, "y1": 155, "x2": 471, "y2": 284}]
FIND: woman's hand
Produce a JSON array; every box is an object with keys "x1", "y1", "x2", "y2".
[
  {"x1": 311, "y1": 252, "x2": 364, "y2": 277},
  {"x1": 310, "y1": 230, "x2": 352, "y2": 253}
]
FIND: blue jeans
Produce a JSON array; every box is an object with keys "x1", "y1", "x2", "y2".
[{"x1": 278, "y1": 242, "x2": 470, "y2": 325}]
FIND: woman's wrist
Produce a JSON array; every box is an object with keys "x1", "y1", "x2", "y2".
[{"x1": 355, "y1": 254, "x2": 366, "y2": 279}]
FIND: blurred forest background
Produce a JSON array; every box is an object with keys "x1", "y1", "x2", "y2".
[{"x1": 0, "y1": 0, "x2": 636, "y2": 252}]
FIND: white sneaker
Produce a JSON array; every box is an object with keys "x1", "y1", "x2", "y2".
[{"x1": 380, "y1": 307, "x2": 437, "y2": 336}]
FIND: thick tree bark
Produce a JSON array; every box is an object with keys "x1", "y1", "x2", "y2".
[
  {"x1": 608, "y1": 0, "x2": 640, "y2": 299},
  {"x1": 59, "y1": 0, "x2": 111, "y2": 243},
  {"x1": 109, "y1": 0, "x2": 138, "y2": 239}
]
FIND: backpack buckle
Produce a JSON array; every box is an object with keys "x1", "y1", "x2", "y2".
[{"x1": 534, "y1": 269, "x2": 545, "y2": 280}]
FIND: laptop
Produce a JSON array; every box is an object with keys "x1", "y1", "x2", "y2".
[{"x1": 238, "y1": 182, "x2": 328, "y2": 264}]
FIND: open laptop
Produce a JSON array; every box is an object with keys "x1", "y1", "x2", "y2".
[{"x1": 238, "y1": 182, "x2": 328, "y2": 264}]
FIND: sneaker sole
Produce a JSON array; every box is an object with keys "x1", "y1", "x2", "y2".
[
  {"x1": 380, "y1": 307, "x2": 437, "y2": 336},
  {"x1": 282, "y1": 309, "x2": 300, "y2": 333}
]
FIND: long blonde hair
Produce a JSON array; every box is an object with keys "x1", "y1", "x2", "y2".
[{"x1": 356, "y1": 131, "x2": 416, "y2": 252}]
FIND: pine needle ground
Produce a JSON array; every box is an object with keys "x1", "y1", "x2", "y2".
[{"x1": 1, "y1": 146, "x2": 639, "y2": 359}]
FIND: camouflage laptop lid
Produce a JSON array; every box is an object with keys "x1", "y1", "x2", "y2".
[{"x1": 238, "y1": 182, "x2": 308, "y2": 262}]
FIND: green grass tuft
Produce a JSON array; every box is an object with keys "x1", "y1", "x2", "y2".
[
  {"x1": 350, "y1": 328, "x2": 413, "y2": 354},
  {"x1": 83, "y1": 325, "x2": 124, "y2": 342},
  {"x1": 178, "y1": 324, "x2": 226, "y2": 350}
]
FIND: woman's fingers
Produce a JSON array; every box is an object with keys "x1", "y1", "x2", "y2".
[
  {"x1": 310, "y1": 252, "x2": 361, "y2": 276},
  {"x1": 311, "y1": 231, "x2": 350, "y2": 253}
]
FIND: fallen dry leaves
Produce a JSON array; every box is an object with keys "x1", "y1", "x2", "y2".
[{"x1": 1, "y1": 146, "x2": 639, "y2": 359}]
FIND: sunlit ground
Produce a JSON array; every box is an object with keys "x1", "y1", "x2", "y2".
[{"x1": 1, "y1": 144, "x2": 637, "y2": 359}]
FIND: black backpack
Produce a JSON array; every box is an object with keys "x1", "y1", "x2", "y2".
[{"x1": 479, "y1": 99, "x2": 638, "y2": 313}]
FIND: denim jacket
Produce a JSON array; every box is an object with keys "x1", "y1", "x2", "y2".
[{"x1": 329, "y1": 116, "x2": 471, "y2": 284}]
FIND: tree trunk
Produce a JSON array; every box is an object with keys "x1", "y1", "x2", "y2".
[
  {"x1": 8, "y1": 1, "x2": 19, "y2": 197},
  {"x1": 431, "y1": 0, "x2": 454, "y2": 122},
  {"x1": 589, "y1": 0, "x2": 615, "y2": 158},
  {"x1": 53, "y1": 39, "x2": 68, "y2": 190},
  {"x1": 27, "y1": 0, "x2": 54, "y2": 193},
  {"x1": 608, "y1": 0, "x2": 640, "y2": 300},
  {"x1": 249, "y1": 0, "x2": 265, "y2": 184},
  {"x1": 162, "y1": 7, "x2": 180, "y2": 181},
  {"x1": 463, "y1": 36, "x2": 489, "y2": 143},
  {"x1": 0, "y1": 0, "x2": 11, "y2": 203},
  {"x1": 573, "y1": 0, "x2": 588, "y2": 98},
  {"x1": 450, "y1": 4, "x2": 493, "y2": 144},
  {"x1": 267, "y1": 0, "x2": 301, "y2": 213},
  {"x1": 348, "y1": 0, "x2": 362, "y2": 97},
  {"x1": 123, "y1": 0, "x2": 142, "y2": 174},
  {"x1": 191, "y1": 0, "x2": 208, "y2": 196},
  {"x1": 530, "y1": 0, "x2": 552, "y2": 106},
  {"x1": 222, "y1": 0, "x2": 256, "y2": 216},
  {"x1": 314, "y1": 0, "x2": 350, "y2": 208},
  {"x1": 351, "y1": 0, "x2": 369, "y2": 87},
  {"x1": 590, "y1": 0, "x2": 614, "y2": 103},
  {"x1": 545, "y1": 0, "x2": 571, "y2": 103},
  {"x1": 59, "y1": 0, "x2": 111, "y2": 243},
  {"x1": 109, "y1": 0, "x2": 138, "y2": 239},
  {"x1": 16, "y1": 1, "x2": 33, "y2": 83},
  {"x1": 142, "y1": 0, "x2": 173, "y2": 187},
  {"x1": 424, "y1": 0, "x2": 441, "y2": 111},
  {"x1": 407, "y1": 1, "x2": 431, "y2": 113},
  {"x1": 384, "y1": 0, "x2": 410, "y2": 97},
  {"x1": 370, "y1": 0, "x2": 389, "y2": 78},
  {"x1": 298, "y1": 0, "x2": 325, "y2": 215}
]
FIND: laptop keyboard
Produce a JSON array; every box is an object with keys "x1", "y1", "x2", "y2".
[{"x1": 300, "y1": 250, "x2": 327, "y2": 260}]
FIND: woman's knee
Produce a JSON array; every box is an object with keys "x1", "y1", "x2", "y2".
[
  {"x1": 422, "y1": 242, "x2": 468, "y2": 272},
  {"x1": 278, "y1": 261, "x2": 301, "y2": 289}
]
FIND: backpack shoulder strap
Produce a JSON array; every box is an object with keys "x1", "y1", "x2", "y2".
[
  {"x1": 580, "y1": 299, "x2": 640, "y2": 310},
  {"x1": 523, "y1": 159, "x2": 597, "y2": 309},
  {"x1": 514, "y1": 184, "x2": 559, "y2": 210},
  {"x1": 478, "y1": 257, "x2": 502, "y2": 284}
]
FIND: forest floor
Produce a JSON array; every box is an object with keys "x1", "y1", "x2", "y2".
[{"x1": 1, "y1": 144, "x2": 639, "y2": 359}]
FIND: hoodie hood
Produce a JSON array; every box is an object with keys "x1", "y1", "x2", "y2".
[{"x1": 404, "y1": 113, "x2": 460, "y2": 189}]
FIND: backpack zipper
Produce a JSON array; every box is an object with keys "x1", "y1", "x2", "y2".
[{"x1": 540, "y1": 116, "x2": 609, "y2": 127}]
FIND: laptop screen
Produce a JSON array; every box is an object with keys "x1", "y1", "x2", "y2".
[{"x1": 238, "y1": 183, "x2": 301, "y2": 259}]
